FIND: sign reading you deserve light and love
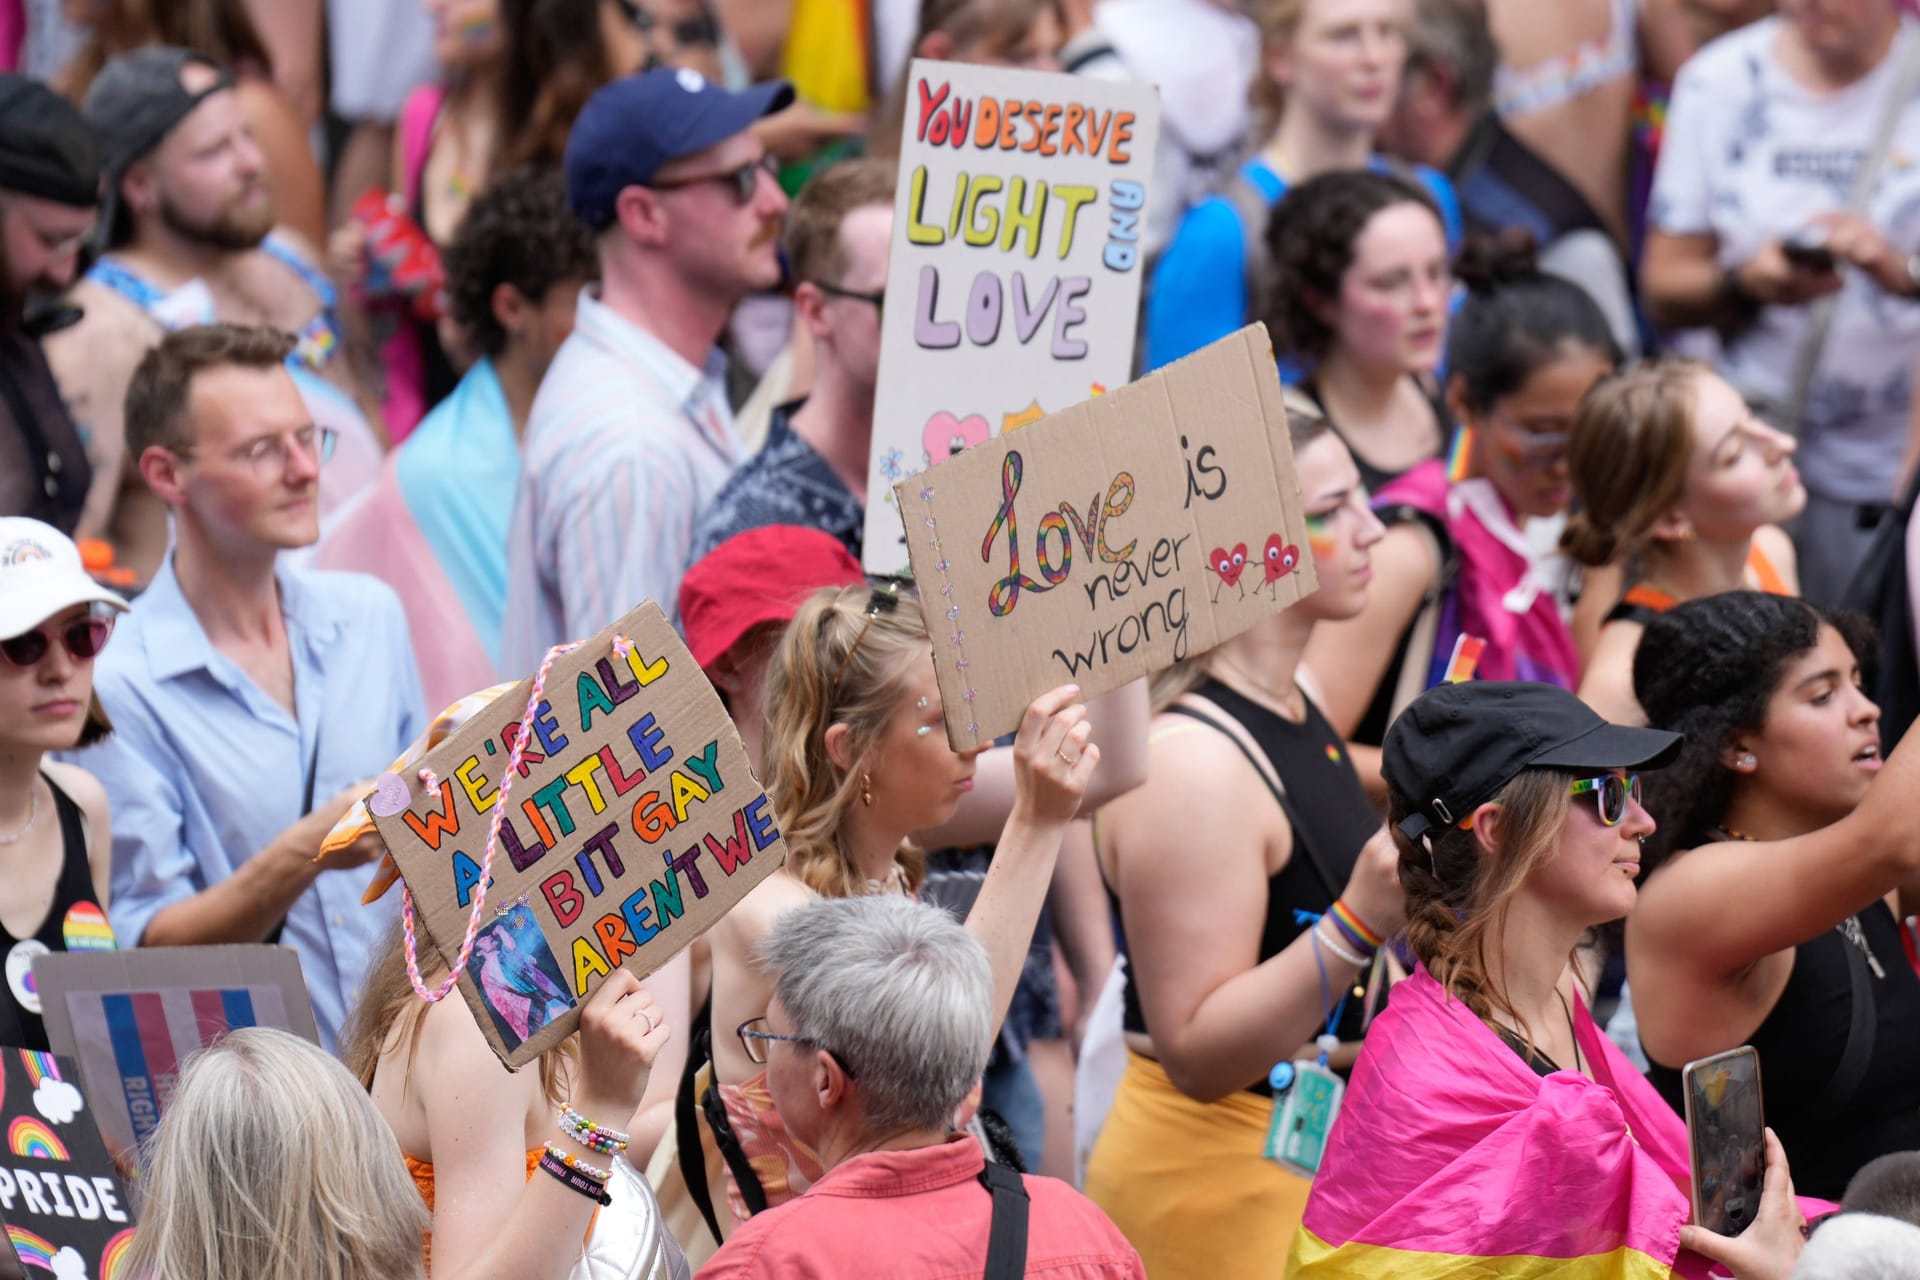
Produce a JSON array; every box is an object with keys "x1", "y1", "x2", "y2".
[
  {"x1": 373, "y1": 604, "x2": 786, "y2": 1069},
  {"x1": 862, "y1": 60, "x2": 1159, "y2": 574},
  {"x1": 897, "y1": 324, "x2": 1319, "y2": 751}
]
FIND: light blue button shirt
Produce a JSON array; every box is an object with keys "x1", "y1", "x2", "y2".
[{"x1": 72, "y1": 557, "x2": 426, "y2": 1049}]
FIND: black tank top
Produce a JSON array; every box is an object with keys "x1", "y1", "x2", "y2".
[
  {"x1": 1106, "y1": 680, "x2": 1379, "y2": 1095},
  {"x1": 1300, "y1": 381, "x2": 1451, "y2": 498},
  {"x1": 1644, "y1": 904, "x2": 1920, "y2": 1200},
  {"x1": 1, "y1": 776, "x2": 115, "y2": 1051}
]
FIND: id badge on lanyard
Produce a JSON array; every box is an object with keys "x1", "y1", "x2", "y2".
[{"x1": 1265, "y1": 1053, "x2": 1345, "y2": 1178}]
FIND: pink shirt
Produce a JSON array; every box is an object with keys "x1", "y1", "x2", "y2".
[{"x1": 695, "y1": 1134, "x2": 1145, "y2": 1279}]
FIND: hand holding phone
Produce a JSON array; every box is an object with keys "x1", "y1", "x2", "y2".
[
  {"x1": 1683, "y1": 1046, "x2": 1767, "y2": 1237},
  {"x1": 1781, "y1": 236, "x2": 1838, "y2": 273}
]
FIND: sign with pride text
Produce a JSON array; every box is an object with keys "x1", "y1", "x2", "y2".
[
  {"x1": 896, "y1": 324, "x2": 1319, "y2": 750},
  {"x1": 0, "y1": 1049, "x2": 135, "y2": 1280},
  {"x1": 372, "y1": 603, "x2": 785, "y2": 1069},
  {"x1": 862, "y1": 60, "x2": 1159, "y2": 574}
]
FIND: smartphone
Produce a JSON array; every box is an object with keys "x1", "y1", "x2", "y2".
[
  {"x1": 1683, "y1": 1046, "x2": 1767, "y2": 1237},
  {"x1": 1782, "y1": 234, "x2": 1837, "y2": 273}
]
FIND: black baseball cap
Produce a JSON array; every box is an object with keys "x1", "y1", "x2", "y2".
[
  {"x1": 1383, "y1": 682, "x2": 1682, "y2": 840},
  {"x1": 565, "y1": 66, "x2": 793, "y2": 232},
  {"x1": 0, "y1": 75, "x2": 102, "y2": 206}
]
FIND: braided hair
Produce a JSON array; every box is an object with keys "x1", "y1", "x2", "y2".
[{"x1": 1631, "y1": 591, "x2": 1879, "y2": 873}]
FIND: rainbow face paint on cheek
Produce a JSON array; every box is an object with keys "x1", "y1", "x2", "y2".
[{"x1": 1305, "y1": 512, "x2": 1336, "y2": 562}]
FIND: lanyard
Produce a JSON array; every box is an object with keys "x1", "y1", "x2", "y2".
[{"x1": 1295, "y1": 909, "x2": 1348, "y2": 1068}]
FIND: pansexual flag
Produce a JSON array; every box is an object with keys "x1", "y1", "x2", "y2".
[{"x1": 1287, "y1": 967, "x2": 1828, "y2": 1279}]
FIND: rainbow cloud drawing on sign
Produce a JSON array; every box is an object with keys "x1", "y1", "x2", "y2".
[
  {"x1": 7, "y1": 1226, "x2": 89, "y2": 1278},
  {"x1": 9, "y1": 1116, "x2": 69, "y2": 1160}
]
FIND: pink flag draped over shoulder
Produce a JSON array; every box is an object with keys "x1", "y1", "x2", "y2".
[{"x1": 1288, "y1": 966, "x2": 1827, "y2": 1279}]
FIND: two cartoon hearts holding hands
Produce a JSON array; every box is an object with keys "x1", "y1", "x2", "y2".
[{"x1": 1206, "y1": 534, "x2": 1301, "y2": 603}]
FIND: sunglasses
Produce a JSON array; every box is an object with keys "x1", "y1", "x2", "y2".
[
  {"x1": 1568, "y1": 773, "x2": 1643, "y2": 827},
  {"x1": 651, "y1": 155, "x2": 779, "y2": 206},
  {"x1": 1, "y1": 615, "x2": 113, "y2": 668}
]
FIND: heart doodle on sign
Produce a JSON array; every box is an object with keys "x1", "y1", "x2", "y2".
[
  {"x1": 922, "y1": 411, "x2": 992, "y2": 467},
  {"x1": 1261, "y1": 534, "x2": 1301, "y2": 595},
  {"x1": 1205, "y1": 543, "x2": 1249, "y2": 602}
]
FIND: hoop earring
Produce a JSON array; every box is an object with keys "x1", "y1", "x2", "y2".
[{"x1": 861, "y1": 772, "x2": 873, "y2": 807}]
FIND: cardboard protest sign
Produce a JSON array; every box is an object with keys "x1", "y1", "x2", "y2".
[
  {"x1": 0, "y1": 1050, "x2": 135, "y2": 1280},
  {"x1": 371, "y1": 603, "x2": 785, "y2": 1069},
  {"x1": 896, "y1": 323, "x2": 1318, "y2": 750},
  {"x1": 862, "y1": 60, "x2": 1159, "y2": 574},
  {"x1": 33, "y1": 946, "x2": 319, "y2": 1164}
]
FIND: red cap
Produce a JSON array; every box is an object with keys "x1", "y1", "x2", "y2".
[{"x1": 679, "y1": 525, "x2": 865, "y2": 672}]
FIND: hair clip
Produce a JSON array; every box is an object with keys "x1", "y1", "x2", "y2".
[{"x1": 830, "y1": 582, "x2": 904, "y2": 696}]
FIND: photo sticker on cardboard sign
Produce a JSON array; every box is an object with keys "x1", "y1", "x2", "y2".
[
  {"x1": 0, "y1": 1050, "x2": 135, "y2": 1280},
  {"x1": 860, "y1": 60, "x2": 1160, "y2": 574},
  {"x1": 373, "y1": 602, "x2": 788, "y2": 1069},
  {"x1": 468, "y1": 903, "x2": 576, "y2": 1053},
  {"x1": 895, "y1": 324, "x2": 1318, "y2": 749}
]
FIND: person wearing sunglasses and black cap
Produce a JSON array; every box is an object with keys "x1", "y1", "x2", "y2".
[
  {"x1": 1290, "y1": 681, "x2": 1804, "y2": 1275},
  {"x1": 0, "y1": 518, "x2": 125, "y2": 1051}
]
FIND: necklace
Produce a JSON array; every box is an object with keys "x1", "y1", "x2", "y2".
[
  {"x1": 1712, "y1": 826, "x2": 1886, "y2": 978},
  {"x1": 0, "y1": 785, "x2": 39, "y2": 845}
]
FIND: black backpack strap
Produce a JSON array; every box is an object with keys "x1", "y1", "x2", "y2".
[
  {"x1": 676, "y1": 992, "x2": 726, "y2": 1245},
  {"x1": 1811, "y1": 924, "x2": 1877, "y2": 1126},
  {"x1": 978, "y1": 1159, "x2": 1030, "y2": 1280},
  {"x1": 694, "y1": 1000, "x2": 770, "y2": 1219}
]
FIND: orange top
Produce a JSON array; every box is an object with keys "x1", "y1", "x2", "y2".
[
  {"x1": 406, "y1": 1148, "x2": 544, "y2": 1272},
  {"x1": 1620, "y1": 543, "x2": 1790, "y2": 616}
]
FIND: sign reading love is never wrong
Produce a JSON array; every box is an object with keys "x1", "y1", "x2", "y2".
[
  {"x1": 370, "y1": 604, "x2": 786, "y2": 1069},
  {"x1": 897, "y1": 324, "x2": 1319, "y2": 750},
  {"x1": 861, "y1": 59, "x2": 1159, "y2": 574}
]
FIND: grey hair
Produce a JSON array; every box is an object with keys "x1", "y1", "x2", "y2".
[
  {"x1": 1794, "y1": 1214, "x2": 1920, "y2": 1280},
  {"x1": 1405, "y1": 0, "x2": 1499, "y2": 113},
  {"x1": 124, "y1": 1027, "x2": 428, "y2": 1280},
  {"x1": 756, "y1": 894, "x2": 993, "y2": 1133}
]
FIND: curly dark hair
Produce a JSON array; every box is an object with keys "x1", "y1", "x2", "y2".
[
  {"x1": 1262, "y1": 168, "x2": 1442, "y2": 363},
  {"x1": 443, "y1": 165, "x2": 599, "y2": 359},
  {"x1": 1631, "y1": 591, "x2": 1880, "y2": 876},
  {"x1": 1447, "y1": 228, "x2": 1620, "y2": 413}
]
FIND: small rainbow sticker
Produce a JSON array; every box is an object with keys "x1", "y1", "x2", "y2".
[
  {"x1": 9, "y1": 1116, "x2": 68, "y2": 1161},
  {"x1": 62, "y1": 901, "x2": 116, "y2": 952},
  {"x1": 102, "y1": 1226, "x2": 137, "y2": 1280},
  {"x1": 6, "y1": 1225, "x2": 57, "y2": 1271},
  {"x1": 1324, "y1": 743, "x2": 1343, "y2": 765}
]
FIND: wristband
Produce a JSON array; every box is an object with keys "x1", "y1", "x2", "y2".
[
  {"x1": 1314, "y1": 917, "x2": 1369, "y2": 967},
  {"x1": 539, "y1": 1149, "x2": 612, "y2": 1207},
  {"x1": 1328, "y1": 899, "x2": 1384, "y2": 951},
  {"x1": 543, "y1": 1140, "x2": 611, "y2": 1183}
]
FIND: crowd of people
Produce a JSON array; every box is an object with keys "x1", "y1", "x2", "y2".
[{"x1": 5, "y1": 0, "x2": 1920, "y2": 1277}]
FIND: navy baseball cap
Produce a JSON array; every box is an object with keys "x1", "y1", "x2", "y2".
[
  {"x1": 1383, "y1": 682, "x2": 1681, "y2": 840},
  {"x1": 566, "y1": 67, "x2": 794, "y2": 232}
]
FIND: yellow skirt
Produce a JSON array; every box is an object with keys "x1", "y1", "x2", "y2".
[{"x1": 1085, "y1": 1051, "x2": 1311, "y2": 1279}]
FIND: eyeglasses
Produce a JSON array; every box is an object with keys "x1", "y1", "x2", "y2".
[
  {"x1": 1490, "y1": 414, "x2": 1570, "y2": 471},
  {"x1": 651, "y1": 155, "x2": 779, "y2": 206},
  {"x1": 1, "y1": 615, "x2": 113, "y2": 669},
  {"x1": 1569, "y1": 773, "x2": 1643, "y2": 827},
  {"x1": 812, "y1": 280, "x2": 884, "y2": 317},
  {"x1": 0, "y1": 199, "x2": 96, "y2": 259},
  {"x1": 614, "y1": 0, "x2": 722, "y2": 46},
  {"x1": 736, "y1": 1016, "x2": 858, "y2": 1076},
  {"x1": 192, "y1": 424, "x2": 337, "y2": 479}
]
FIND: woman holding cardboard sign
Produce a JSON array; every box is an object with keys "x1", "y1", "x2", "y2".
[
  {"x1": 1082, "y1": 404, "x2": 1404, "y2": 1279},
  {"x1": 699, "y1": 583, "x2": 1097, "y2": 1225}
]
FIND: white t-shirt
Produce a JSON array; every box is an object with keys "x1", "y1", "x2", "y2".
[{"x1": 1650, "y1": 16, "x2": 1920, "y2": 503}]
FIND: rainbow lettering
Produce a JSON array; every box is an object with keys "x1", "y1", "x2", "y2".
[
  {"x1": 5, "y1": 1225, "x2": 57, "y2": 1271},
  {"x1": 8, "y1": 1116, "x2": 68, "y2": 1161}
]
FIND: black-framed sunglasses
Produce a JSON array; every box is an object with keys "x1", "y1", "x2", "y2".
[
  {"x1": 613, "y1": 0, "x2": 722, "y2": 46},
  {"x1": 736, "y1": 1016, "x2": 858, "y2": 1077},
  {"x1": 1569, "y1": 773, "x2": 1643, "y2": 827},
  {"x1": 651, "y1": 155, "x2": 779, "y2": 206},
  {"x1": 812, "y1": 280, "x2": 884, "y2": 317},
  {"x1": 1, "y1": 614, "x2": 113, "y2": 668}
]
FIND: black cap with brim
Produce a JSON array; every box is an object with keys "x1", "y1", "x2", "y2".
[
  {"x1": 1383, "y1": 681, "x2": 1683, "y2": 841},
  {"x1": 82, "y1": 47, "x2": 233, "y2": 249},
  {"x1": 0, "y1": 75, "x2": 103, "y2": 207}
]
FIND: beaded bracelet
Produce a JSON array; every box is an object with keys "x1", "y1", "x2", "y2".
[
  {"x1": 559, "y1": 1104, "x2": 630, "y2": 1155},
  {"x1": 1314, "y1": 916, "x2": 1370, "y2": 968},
  {"x1": 543, "y1": 1140, "x2": 611, "y2": 1183},
  {"x1": 538, "y1": 1149, "x2": 612, "y2": 1207},
  {"x1": 1327, "y1": 899, "x2": 1384, "y2": 953}
]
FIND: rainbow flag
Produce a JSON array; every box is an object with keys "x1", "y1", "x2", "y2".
[{"x1": 1287, "y1": 967, "x2": 1825, "y2": 1278}]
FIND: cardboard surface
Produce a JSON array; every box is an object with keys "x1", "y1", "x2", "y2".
[
  {"x1": 862, "y1": 60, "x2": 1159, "y2": 574},
  {"x1": 0, "y1": 1050, "x2": 135, "y2": 1280},
  {"x1": 32, "y1": 946, "x2": 320, "y2": 1165},
  {"x1": 371, "y1": 603, "x2": 786, "y2": 1070},
  {"x1": 895, "y1": 324, "x2": 1318, "y2": 749}
]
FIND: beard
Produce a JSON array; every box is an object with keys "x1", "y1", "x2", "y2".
[{"x1": 159, "y1": 183, "x2": 275, "y2": 252}]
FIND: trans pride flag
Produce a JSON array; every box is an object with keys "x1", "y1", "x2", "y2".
[{"x1": 1288, "y1": 967, "x2": 1814, "y2": 1279}]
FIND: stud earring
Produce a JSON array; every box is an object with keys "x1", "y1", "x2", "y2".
[
  {"x1": 916, "y1": 696, "x2": 930, "y2": 709},
  {"x1": 861, "y1": 772, "x2": 873, "y2": 806},
  {"x1": 1737, "y1": 753, "x2": 1757, "y2": 770}
]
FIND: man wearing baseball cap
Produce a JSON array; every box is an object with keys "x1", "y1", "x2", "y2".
[
  {"x1": 502, "y1": 66, "x2": 794, "y2": 674},
  {"x1": 44, "y1": 47, "x2": 383, "y2": 588},
  {"x1": 0, "y1": 77, "x2": 101, "y2": 535}
]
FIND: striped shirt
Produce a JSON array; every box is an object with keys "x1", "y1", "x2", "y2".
[{"x1": 502, "y1": 287, "x2": 740, "y2": 674}]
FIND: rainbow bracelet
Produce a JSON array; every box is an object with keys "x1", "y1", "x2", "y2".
[
  {"x1": 559, "y1": 1104, "x2": 630, "y2": 1154},
  {"x1": 1328, "y1": 899, "x2": 1384, "y2": 953}
]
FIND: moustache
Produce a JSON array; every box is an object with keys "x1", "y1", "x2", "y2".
[{"x1": 748, "y1": 220, "x2": 782, "y2": 251}]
